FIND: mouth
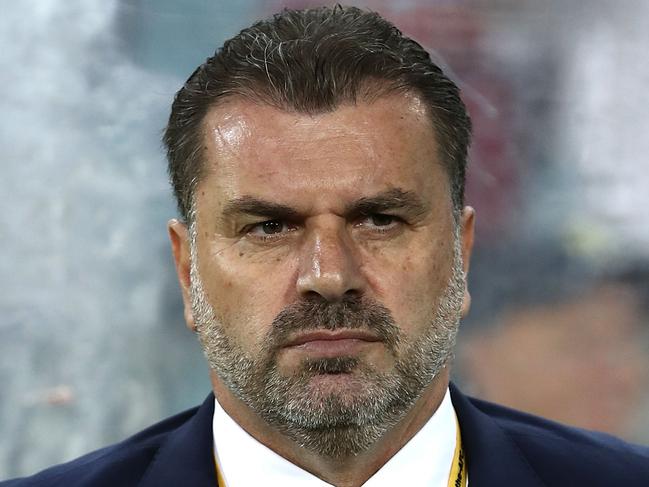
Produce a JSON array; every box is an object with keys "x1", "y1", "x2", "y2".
[{"x1": 283, "y1": 330, "x2": 382, "y2": 358}]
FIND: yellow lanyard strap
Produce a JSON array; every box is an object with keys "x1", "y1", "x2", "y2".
[
  {"x1": 447, "y1": 414, "x2": 467, "y2": 487},
  {"x1": 215, "y1": 454, "x2": 225, "y2": 487}
]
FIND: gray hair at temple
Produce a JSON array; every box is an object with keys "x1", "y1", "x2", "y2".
[{"x1": 163, "y1": 5, "x2": 472, "y2": 223}]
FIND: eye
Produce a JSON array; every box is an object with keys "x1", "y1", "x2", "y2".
[
  {"x1": 369, "y1": 214, "x2": 396, "y2": 227},
  {"x1": 258, "y1": 220, "x2": 284, "y2": 234},
  {"x1": 246, "y1": 220, "x2": 296, "y2": 239},
  {"x1": 357, "y1": 213, "x2": 402, "y2": 232}
]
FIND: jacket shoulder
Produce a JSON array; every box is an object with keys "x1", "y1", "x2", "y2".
[
  {"x1": 1, "y1": 406, "x2": 200, "y2": 486},
  {"x1": 473, "y1": 396, "x2": 649, "y2": 485}
]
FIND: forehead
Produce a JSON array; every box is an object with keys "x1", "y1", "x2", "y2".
[{"x1": 198, "y1": 92, "x2": 449, "y2": 213}]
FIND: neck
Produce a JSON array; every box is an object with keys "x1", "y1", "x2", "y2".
[{"x1": 210, "y1": 368, "x2": 450, "y2": 487}]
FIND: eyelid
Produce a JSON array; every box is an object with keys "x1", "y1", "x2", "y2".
[
  {"x1": 354, "y1": 213, "x2": 404, "y2": 232},
  {"x1": 243, "y1": 219, "x2": 298, "y2": 241},
  {"x1": 240, "y1": 212, "x2": 405, "y2": 241},
  {"x1": 354, "y1": 210, "x2": 404, "y2": 220}
]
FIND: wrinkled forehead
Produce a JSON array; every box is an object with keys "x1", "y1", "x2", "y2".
[{"x1": 194, "y1": 92, "x2": 451, "y2": 218}]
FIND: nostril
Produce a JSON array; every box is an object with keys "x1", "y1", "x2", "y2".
[
  {"x1": 301, "y1": 288, "x2": 362, "y2": 303},
  {"x1": 303, "y1": 290, "x2": 323, "y2": 300},
  {"x1": 343, "y1": 289, "x2": 362, "y2": 299}
]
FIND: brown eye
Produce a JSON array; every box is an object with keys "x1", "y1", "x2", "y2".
[
  {"x1": 371, "y1": 214, "x2": 395, "y2": 226},
  {"x1": 261, "y1": 220, "x2": 284, "y2": 234},
  {"x1": 247, "y1": 220, "x2": 296, "y2": 240},
  {"x1": 355, "y1": 213, "x2": 402, "y2": 234}
]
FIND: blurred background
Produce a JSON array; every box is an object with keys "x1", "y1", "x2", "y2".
[{"x1": 2, "y1": 0, "x2": 648, "y2": 478}]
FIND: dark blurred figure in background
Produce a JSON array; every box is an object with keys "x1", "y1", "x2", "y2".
[{"x1": 461, "y1": 265, "x2": 649, "y2": 441}]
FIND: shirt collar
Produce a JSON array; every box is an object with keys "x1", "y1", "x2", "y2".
[{"x1": 212, "y1": 387, "x2": 458, "y2": 486}]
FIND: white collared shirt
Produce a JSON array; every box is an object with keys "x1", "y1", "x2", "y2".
[{"x1": 212, "y1": 388, "x2": 460, "y2": 486}]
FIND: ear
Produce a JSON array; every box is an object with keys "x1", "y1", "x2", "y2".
[
  {"x1": 168, "y1": 219, "x2": 196, "y2": 332},
  {"x1": 459, "y1": 206, "x2": 475, "y2": 318}
]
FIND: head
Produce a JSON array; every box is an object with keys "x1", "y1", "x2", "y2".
[
  {"x1": 165, "y1": 6, "x2": 474, "y2": 458},
  {"x1": 164, "y1": 5, "x2": 471, "y2": 224}
]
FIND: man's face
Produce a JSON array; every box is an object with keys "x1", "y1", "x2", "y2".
[{"x1": 171, "y1": 91, "x2": 474, "y2": 456}]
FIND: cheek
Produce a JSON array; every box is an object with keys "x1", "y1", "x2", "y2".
[
  {"x1": 364, "y1": 238, "x2": 452, "y2": 331},
  {"x1": 200, "y1": 246, "x2": 296, "y2": 344}
]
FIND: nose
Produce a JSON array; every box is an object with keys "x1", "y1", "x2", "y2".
[{"x1": 296, "y1": 219, "x2": 366, "y2": 301}]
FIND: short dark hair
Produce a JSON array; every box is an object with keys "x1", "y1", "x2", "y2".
[{"x1": 163, "y1": 5, "x2": 472, "y2": 222}]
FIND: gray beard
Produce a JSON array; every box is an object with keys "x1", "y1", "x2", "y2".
[{"x1": 189, "y1": 224, "x2": 466, "y2": 458}]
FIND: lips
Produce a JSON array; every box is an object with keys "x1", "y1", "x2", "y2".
[{"x1": 283, "y1": 330, "x2": 382, "y2": 348}]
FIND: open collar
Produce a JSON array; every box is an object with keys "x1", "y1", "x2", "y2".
[{"x1": 138, "y1": 384, "x2": 547, "y2": 487}]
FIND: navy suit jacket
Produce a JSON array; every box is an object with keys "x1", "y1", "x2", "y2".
[{"x1": 3, "y1": 384, "x2": 649, "y2": 486}]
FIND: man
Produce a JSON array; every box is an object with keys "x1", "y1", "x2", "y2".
[{"x1": 3, "y1": 5, "x2": 648, "y2": 487}]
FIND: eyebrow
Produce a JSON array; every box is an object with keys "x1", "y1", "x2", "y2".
[
  {"x1": 221, "y1": 188, "x2": 429, "y2": 221},
  {"x1": 222, "y1": 196, "x2": 302, "y2": 221},
  {"x1": 345, "y1": 188, "x2": 429, "y2": 219}
]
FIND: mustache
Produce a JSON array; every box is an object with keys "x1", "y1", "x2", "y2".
[{"x1": 267, "y1": 295, "x2": 401, "y2": 353}]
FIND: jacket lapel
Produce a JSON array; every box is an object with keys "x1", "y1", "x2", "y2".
[
  {"x1": 139, "y1": 394, "x2": 217, "y2": 487},
  {"x1": 450, "y1": 384, "x2": 546, "y2": 487},
  {"x1": 138, "y1": 385, "x2": 548, "y2": 486}
]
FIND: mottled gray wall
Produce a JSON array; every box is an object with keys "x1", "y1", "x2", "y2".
[{"x1": 0, "y1": 0, "x2": 208, "y2": 477}]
